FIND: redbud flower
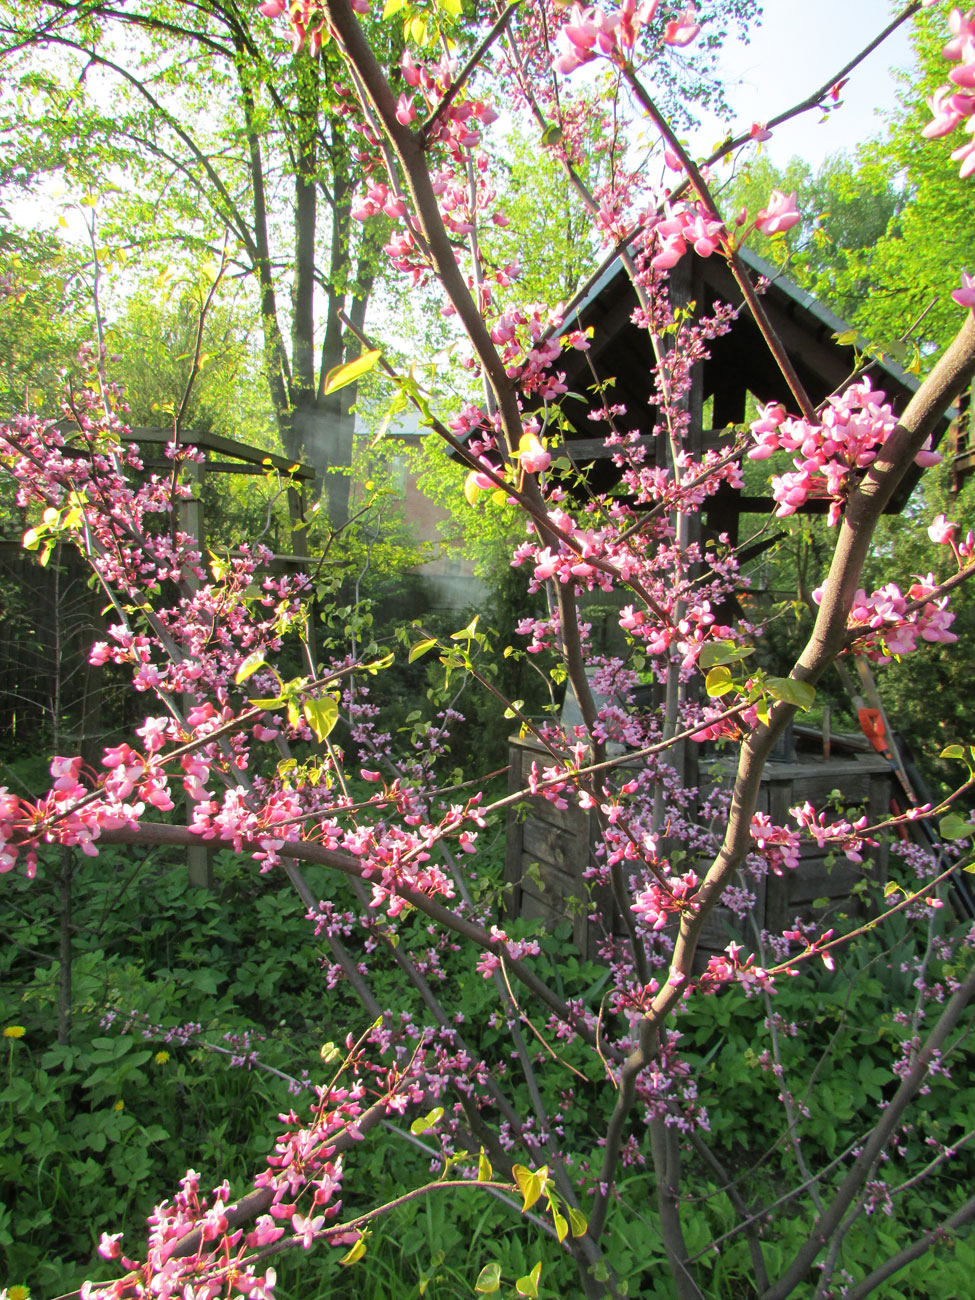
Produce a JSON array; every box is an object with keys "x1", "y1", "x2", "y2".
[
  {"x1": 519, "y1": 432, "x2": 551, "y2": 475},
  {"x1": 953, "y1": 270, "x2": 975, "y2": 307},
  {"x1": 928, "y1": 514, "x2": 958, "y2": 544},
  {"x1": 755, "y1": 190, "x2": 800, "y2": 236},
  {"x1": 663, "y1": 4, "x2": 700, "y2": 46},
  {"x1": 293, "y1": 1211, "x2": 325, "y2": 1248},
  {"x1": 98, "y1": 1231, "x2": 123, "y2": 1259}
]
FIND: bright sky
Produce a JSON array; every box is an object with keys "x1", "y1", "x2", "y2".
[{"x1": 695, "y1": 0, "x2": 916, "y2": 172}]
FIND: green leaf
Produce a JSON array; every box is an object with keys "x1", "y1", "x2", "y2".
[
  {"x1": 365, "y1": 651, "x2": 395, "y2": 674},
  {"x1": 303, "y1": 696, "x2": 338, "y2": 743},
  {"x1": 567, "y1": 1206, "x2": 588, "y2": 1237},
  {"x1": 322, "y1": 349, "x2": 381, "y2": 396},
  {"x1": 515, "y1": 1262, "x2": 542, "y2": 1298},
  {"x1": 541, "y1": 124, "x2": 563, "y2": 146},
  {"x1": 410, "y1": 1106, "x2": 444, "y2": 1135},
  {"x1": 235, "y1": 650, "x2": 266, "y2": 685},
  {"x1": 553, "y1": 1210, "x2": 568, "y2": 1243},
  {"x1": 382, "y1": 0, "x2": 405, "y2": 15},
  {"x1": 477, "y1": 1148, "x2": 493, "y2": 1182},
  {"x1": 833, "y1": 328, "x2": 859, "y2": 346},
  {"x1": 939, "y1": 811, "x2": 972, "y2": 841},
  {"x1": 409, "y1": 638, "x2": 438, "y2": 663},
  {"x1": 766, "y1": 677, "x2": 816, "y2": 711},
  {"x1": 699, "y1": 640, "x2": 755, "y2": 670},
  {"x1": 339, "y1": 1236, "x2": 367, "y2": 1266},
  {"x1": 475, "y1": 1263, "x2": 502, "y2": 1294},
  {"x1": 698, "y1": 641, "x2": 733, "y2": 670},
  {"x1": 941, "y1": 744, "x2": 966, "y2": 760},
  {"x1": 248, "y1": 695, "x2": 286, "y2": 709},
  {"x1": 450, "y1": 615, "x2": 480, "y2": 641},
  {"x1": 705, "y1": 666, "x2": 736, "y2": 698},
  {"x1": 513, "y1": 1164, "x2": 544, "y2": 1212}
]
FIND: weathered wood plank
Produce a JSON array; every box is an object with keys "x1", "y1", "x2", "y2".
[{"x1": 506, "y1": 734, "x2": 893, "y2": 961}]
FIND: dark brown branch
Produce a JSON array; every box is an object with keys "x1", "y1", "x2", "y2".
[
  {"x1": 420, "y1": 1, "x2": 521, "y2": 143},
  {"x1": 622, "y1": 70, "x2": 817, "y2": 424},
  {"x1": 322, "y1": 0, "x2": 525, "y2": 460}
]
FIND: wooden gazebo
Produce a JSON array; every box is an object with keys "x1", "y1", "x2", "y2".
[
  {"x1": 504, "y1": 249, "x2": 956, "y2": 964},
  {"x1": 549, "y1": 246, "x2": 948, "y2": 540}
]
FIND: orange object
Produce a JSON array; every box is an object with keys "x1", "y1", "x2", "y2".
[{"x1": 858, "y1": 707, "x2": 889, "y2": 756}]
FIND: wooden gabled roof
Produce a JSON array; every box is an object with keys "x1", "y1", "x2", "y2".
[{"x1": 553, "y1": 246, "x2": 950, "y2": 517}]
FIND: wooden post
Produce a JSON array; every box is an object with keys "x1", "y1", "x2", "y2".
[
  {"x1": 178, "y1": 457, "x2": 214, "y2": 890},
  {"x1": 287, "y1": 484, "x2": 308, "y2": 560}
]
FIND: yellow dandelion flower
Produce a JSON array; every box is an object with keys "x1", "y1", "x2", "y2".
[
  {"x1": 154, "y1": 1050, "x2": 170, "y2": 1065},
  {"x1": 113, "y1": 1099, "x2": 125, "y2": 1111},
  {"x1": 8, "y1": 1286, "x2": 31, "y2": 1300},
  {"x1": 3, "y1": 1026, "x2": 25, "y2": 1039}
]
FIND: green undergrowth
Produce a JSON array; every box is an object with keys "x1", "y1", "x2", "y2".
[{"x1": 2, "y1": 831, "x2": 975, "y2": 1298}]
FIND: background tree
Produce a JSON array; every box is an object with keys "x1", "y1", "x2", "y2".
[
  {"x1": 0, "y1": 0, "x2": 390, "y2": 523},
  {"x1": 9, "y1": 4, "x2": 975, "y2": 1300}
]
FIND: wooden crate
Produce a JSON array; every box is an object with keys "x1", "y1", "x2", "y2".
[{"x1": 504, "y1": 733, "x2": 892, "y2": 966}]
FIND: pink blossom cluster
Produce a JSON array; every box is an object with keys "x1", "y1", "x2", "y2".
[
  {"x1": 84, "y1": 1167, "x2": 281, "y2": 1298},
  {"x1": 475, "y1": 925, "x2": 542, "y2": 977},
  {"x1": 747, "y1": 380, "x2": 938, "y2": 525},
  {"x1": 812, "y1": 576, "x2": 957, "y2": 663},
  {"x1": 699, "y1": 941, "x2": 777, "y2": 994},
  {"x1": 921, "y1": 6, "x2": 975, "y2": 178},
  {"x1": 489, "y1": 305, "x2": 589, "y2": 399},
  {"x1": 928, "y1": 511, "x2": 975, "y2": 557},
  {"x1": 648, "y1": 200, "x2": 725, "y2": 270},
  {"x1": 346, "y1": 51, "x2": 507, "y2": 292},
  {"x1": 0, "y1": 756, "x2": 142, "y2": 875},
  {"x1": 553, "y1": 0, "x2": 700, "y2": 76},
  {"x1": 632, "y1": 869, "x2": 699, "y2": 932},
  {"x1": 647, "y1": 191, "x2": 798, "y2": 272},
  {"x1": 81, "y1": 1052, "x2": 403, "y2": 1299},
  {"x1": 526, "y1": 759, "x2": 571, "y2": 811},
  {"x1": 258, "y1": 0, "x2": 368, "y2": 56},
  {"x1": 394, "y1": 49, "x2": 499, "y2": 146},
  {"x1": 511, "y1": 506, "x2": 620, "y2": 594},
  {"x1": 781, "y1": 926, "x2": 838, "y2": 972},
  {"x1": 749, "y1": 812, "x2": 802, "y2": 876},
  {"x1": 791, "y1": 802, "x2": 873, "y2": 863}
]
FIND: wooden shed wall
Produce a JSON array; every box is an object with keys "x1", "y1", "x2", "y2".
[{"x1": 505, "y1": 735, "x2": 892, "y2": 967}]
